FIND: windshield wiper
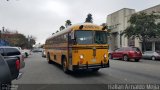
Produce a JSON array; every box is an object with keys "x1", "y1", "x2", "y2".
[{"x1": 95, "y1": 39, "x2": 103, "y2": 44}]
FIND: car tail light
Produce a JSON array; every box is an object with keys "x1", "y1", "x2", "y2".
[{"x1": 16, "y1": 60, "x2": 20, "y2": 70}]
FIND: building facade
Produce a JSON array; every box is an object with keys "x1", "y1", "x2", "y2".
[
  {"x1": 139, "y1": 4, "x2": 160, "y2": 52},
  {"x1": 107, "y1": 4, "x2": 160, "y2": 51},
  {"x1": 107, "y1": 8, "x2": 135, "y2": 50}
]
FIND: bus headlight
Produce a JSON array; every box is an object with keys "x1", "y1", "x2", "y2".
[
  {"x1": 104, "y1": 54, "x2": 107, "y2": 58},
  {"x1": 80, "y1": 55, "x2": 84, "y2": 59}
]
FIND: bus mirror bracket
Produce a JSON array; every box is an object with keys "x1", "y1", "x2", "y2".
[{"x1": 71, "y1": 31, "x2": 75, "y2": 40}]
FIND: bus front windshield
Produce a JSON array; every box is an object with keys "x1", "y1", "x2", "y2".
[{"x1": 75, "y1": 30, "x2": 108, "y2": 45}]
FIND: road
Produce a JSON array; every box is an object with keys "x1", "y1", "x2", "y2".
[{"x1": 12, "y1": 53, "x2": 160, "y2": 90}]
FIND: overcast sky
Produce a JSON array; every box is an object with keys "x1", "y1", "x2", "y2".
[{"x1": 0, "y1": 0, "x2": 160, "y2": 44}]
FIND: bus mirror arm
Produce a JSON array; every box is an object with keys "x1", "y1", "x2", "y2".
[{"x1": 72, "y1": 38, "x2": 77, "y2": 45}]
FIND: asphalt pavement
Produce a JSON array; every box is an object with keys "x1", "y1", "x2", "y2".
[{"x1": 12, "y1": 52, "x2": 160, "y2": 90}]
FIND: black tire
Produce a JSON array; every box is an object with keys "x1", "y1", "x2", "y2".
[
  {"x1": 151, "y1": 56, "x2": 156, "y2": 61},
  {"x1": 47, "y1": 53, "x2": 52, "y2": 64},
  {"x1": 62, "y1": 57, "x2": 69, "y2": 73},
  {"x1": 92, "y1": 68, "x2": 99, "y2": 72},
  {"x1": 135, "y1": 59, "x2": 140, "y2": 62},
  {"x1": 123, "y1": 55, "x2": 129, "y2": 61}
]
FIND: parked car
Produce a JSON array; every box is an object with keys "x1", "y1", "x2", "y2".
[
  {"x1": 0, "y1": 46, "x2": 25, "y2": 69},
  {"x1": 142, "y1": 51, "x2": 160, "y2": 60},
  {"x1": 22, "y1": 49, "x2": 31, "y2": 58},
  {"x1": 110, "y1": 47, "x2": 142, "y2": 62},
  {"x1": 42, "y1": 49, "x2": 46, "y2": 58},
  {"x1": 0, "y1": 54, "x2": 21, "y2": 89},
  {"x1": 32, "y1": 48, "x2": 43, "y2": 52},
  {"x1": 14, "y1": 47, "x2": 31, "y2": 58}
]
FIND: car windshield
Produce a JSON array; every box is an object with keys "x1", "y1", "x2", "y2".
[{"x1": 75, "y1": 30, "x2": 108, "y2": 44}]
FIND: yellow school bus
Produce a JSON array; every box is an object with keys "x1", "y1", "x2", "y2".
[{"x1": 45, "y1": 23, "x2": 109, "y2": 73}]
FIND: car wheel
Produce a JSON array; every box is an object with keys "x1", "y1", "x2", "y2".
[
  {"x1": 123, "y1": 55, "x2": 129, "y2": 61},
  {"x1": 151, "y1": 56, "x2": 156, "y2": 61},
  {"x1": 62, "y1": 57, "x2": 69, "y2": 73}
]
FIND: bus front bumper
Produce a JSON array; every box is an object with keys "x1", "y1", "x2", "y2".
[{"x1": 72, "y1": 61, "x2": 109, "y2": 71}]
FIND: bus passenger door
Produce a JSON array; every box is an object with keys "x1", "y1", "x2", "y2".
[{"x1": 68, "y1": 32, "x2": 75, "y2": 68}]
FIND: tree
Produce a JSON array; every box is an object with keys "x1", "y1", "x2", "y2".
[
  {"x1": 65, "y1": 20, "x2": 72, "y2": 28},
  {"x1": 123, "y1": 12, "x2": 160, "y2": 51},
  {"x1": 85, "y1": 13, "x2": 93, "y2": 23},
  {"x1": 27, "y1": 35, "x2": 36, "y2": 49},
  {"x1": 11, "y1": 34, "x2": 28, "y2": 48},
  {"x1": 59, "y1": 25, "x2": 65, "y2": 31},
  {"x1": 101, "y1": 23, "x2": 106, "y2": 27}
]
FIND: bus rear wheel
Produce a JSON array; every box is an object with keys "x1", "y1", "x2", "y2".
[
  {"x1": 62, "y1": 58, "x2": 69, "y2": 73},
  {"x1": 47, "y1": 53, "x2": 52, "y2": 64}
]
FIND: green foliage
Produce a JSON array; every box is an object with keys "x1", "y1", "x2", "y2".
[
  {"x1": 28, "y1": 38, "x2": 36, "y2": 49},
  {"x1": 65, "y1": 20, "x2": 72, "y2": 28},
  {"x1": 123, "y1": 12, "x2": 160, "y2": 51},
  {"x1": 85, "y1": 13, "x2": 93, "y2": 23},
  {"x1": 123, "y1": 12, "x2": 160, "y2": 40},
  {"x1": 1, "y1": 33, "x2": 36, "y2": 49},
  {"x1": 59, "y1": 25, "x2": 65, "y2": 31},
  {"x1": 14, "y1": 34, "x2": 28, "y2": 47}
]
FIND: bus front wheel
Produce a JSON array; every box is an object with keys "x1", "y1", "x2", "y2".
[
  {"x1": 47, "y1": 53, "x2": 52, "y2": 64},
  {"x1": 62, "y1": 58, "x2": 69, "y2": 73}
]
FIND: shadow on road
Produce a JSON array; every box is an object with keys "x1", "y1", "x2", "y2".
[
  {"x1": 49, "y1": 61, "x2": 105, "y2": 78},
  {"x1": 69, "y1": 70, "x2": 104, "y2": 78},
  {"x1": 111, "y1": 59, "x2": 143, "y2": 62}
]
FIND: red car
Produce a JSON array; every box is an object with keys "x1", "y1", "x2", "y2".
[{"x1": 109, "y1": 47, "x2": 142, "y2": 62}]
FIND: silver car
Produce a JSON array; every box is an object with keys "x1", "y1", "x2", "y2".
[{"x1": 142, "y1": 51, "x2": 160, "y2": 60}]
